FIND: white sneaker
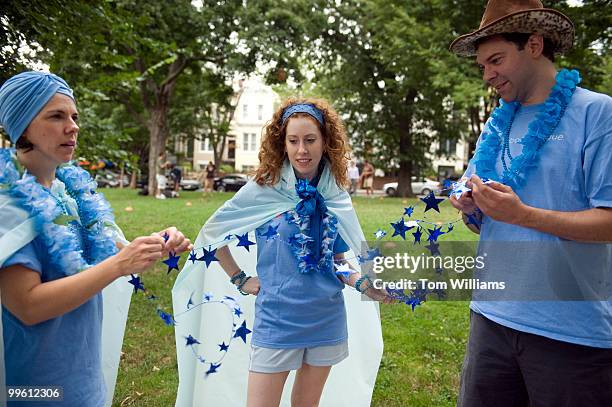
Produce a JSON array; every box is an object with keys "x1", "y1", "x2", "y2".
[{"x1": 156, "y1": 194, "x2": 166, "y2": 199}]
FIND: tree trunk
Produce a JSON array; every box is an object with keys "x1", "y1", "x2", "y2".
[
  {"x1": 147, "y1": 108, "x2": 169, "y2": 195},
  {"x1": 396, "y1": 89, "x2": 418, "y2": 198}
]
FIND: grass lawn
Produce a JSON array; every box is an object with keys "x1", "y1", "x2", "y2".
[{"x1": 105, "y1": 189, "x2": 478, "y2": 406}]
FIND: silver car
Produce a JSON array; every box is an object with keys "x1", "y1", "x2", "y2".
[{"x1": 383, "y1": 176, "x2": 441, "y2": 196}]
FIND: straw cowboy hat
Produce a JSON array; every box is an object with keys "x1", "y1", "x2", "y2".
[{"x1": 450, "y1": 0, "x2": 574, "y2": 56}]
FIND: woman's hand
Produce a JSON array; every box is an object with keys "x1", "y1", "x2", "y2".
[
  {"x1": 156, "y1": 226, "x2": 192, "y2": 255},
  {"x1": 113, "y1": 235, "x2": 166, "y2": 276},
  {"x1": 363, "y1": 285, "x2": 396, "y2": 304},
  {"x1": 239, "y1": 276, "x2": 260, "y2": 295}
]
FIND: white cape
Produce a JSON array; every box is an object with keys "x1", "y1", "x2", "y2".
[{"x1": 172, "y1": 160, "x2": 383, "y2": 406}]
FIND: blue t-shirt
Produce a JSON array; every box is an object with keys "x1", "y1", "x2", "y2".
[
  {"x1": 2, "y1": 181, "x2": 106, "y2": 406},
  {"x1": 252, "y1": 208, "x2": 350, "y2": 348},
  {"x1": 466, "y1": 87, "x2": 612, "y2": 348}
]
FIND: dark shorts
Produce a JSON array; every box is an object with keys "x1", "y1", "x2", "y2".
[{"x1": 458, "y1": 310, "x2": 612, "y2": 407}]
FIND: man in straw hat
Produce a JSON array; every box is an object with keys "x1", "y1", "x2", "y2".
[{"x1": 449, "y1": 1, "x2": 612, "y2": 406}]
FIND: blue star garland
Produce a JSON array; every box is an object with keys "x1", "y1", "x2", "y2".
[
  {"x1": 235, "y1": 233, "x2": 256, "y2": 252},
  {"x1": 199, "y1": 247, "x2": 219, "y2": 268},
  {"x1": 163, "y1": 251, "x2": 181, "y2": 274},
  {"x1": 420, "y1": 192, "x2": 445, "y2": 213},
  {"x1": 233, "y1": 321, "x2": 252, "y2": 343}
]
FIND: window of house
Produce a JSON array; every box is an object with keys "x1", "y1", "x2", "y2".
[
  {"x1": 200, "y1": 138, "x2": 212, "y2": 152},
  {"x1": 243, "y1": 133, "x2": 250, "y2": 151},
  {"x1": 440, "y1": 138, "x2": 457, "y2": 155},
  {"x1": 243, "y1": 104, "x2": 248, "y2": 120},
  {"x1": 250, "y1": 133, "x2": 256, "y2": 151},
  {"x1": 257, "y1": 105, "x2": 263, "y2": 120}
]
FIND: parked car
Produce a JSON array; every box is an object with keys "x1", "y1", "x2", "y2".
[
  {"x1": 95, "y1": 170, "x2": 128, "y2": 188},
  {"x1": 383, "y1": 176, "x2": 441, "y2": 196},
  {"x1": 180, "y1": 179, "x2": 202, "y2": 191},
  {"x1": 214, "y1": 174, "x2": 248, "y2": 192}
]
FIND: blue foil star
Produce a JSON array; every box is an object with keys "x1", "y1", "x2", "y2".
[
  {"x1": 202, "y1": 292, "x2": 213, "y2": 302},
  {"x1": 199, "y1": 247, "x2": 219, "y2": 268},
  {"x1": 188, "y1": 250, "x2": 198, "y2": 264},
  {"x1": 420, "y1": 192, "x2": 445, "y2": 213},
  {"x1": 235, "y1": 233, "x2": 255, "y2": 252},
  {"x1": 374, "y1": 229, "x2": 387, "y2": 239},
  {"x1": 163, "y1": 232, "x2": 170, "y2": 242},
  {"x1": 224, "y1": 234, "x2": 233, "y2": 241},
  {"x1": 218, "y1": 342, "x2": 230, "y2": 352},
  {"x1": 163, "y1": 252, "x2": 181, "y2": 274},
  {"x1": 391, "y1": 219, "x2": 411, "y2": 240},
  {"x1": 334, "y1": 262, "x2": 354, "y2": 279},
  {"x1": 404, "y1": 206, "x2": 414, "y2": 217},
  {"x1": 447, "y1": 224, "x2": 454, "y2": 233},
  {"x1": 157, "y1": 309, "x2": 176, "y2": 326},
  {"x1": 206, "y1": 363, "x2": 221, "y2": 376},
  {"x1": 412, "y1": 227, "x2": 423, "y2": 244},
  {"x1": 233, "y1": 321, "x2": 252, "y2": 343},
  {"x1": 367, "y1": 248, "x2": 381, "y2": 261},
  {"x1": 260, "y1": 225, "x2": 279, "y2": 241},
  {"x1": 128, "y1": 274, "x2": 145, "y2": 294},
  {"x1": 185, "y1": 334, "x2": 200, "y2": 347},
  {"x1": 425, "y1": 241, "x2": 441, "y2": 256},
  {"x1": 234, "y1": 307, "x2": 243, "y2": 317},
  {"x1": 187, "y1": 293, "x2": 195, "y2": 309},
  {"x1": 427, "y1": 226, "x2": 445, "y2": 242}
]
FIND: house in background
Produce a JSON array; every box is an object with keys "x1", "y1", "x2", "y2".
[
  {"x1": 430, "y1": 138, "x2": 470, "y2": 180},
  {"x1": 191, "y1": 77, "x2": 280, "y2": 171},
  {"x1": 189, "y1": 76, "x2": 468, "y2": 179}
]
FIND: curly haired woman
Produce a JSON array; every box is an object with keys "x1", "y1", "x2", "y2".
[{"x1": 173, "y1": 97, "x2": 391, "y2": 407}]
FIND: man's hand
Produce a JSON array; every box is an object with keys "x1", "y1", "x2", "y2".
[
  {"x1": 470, "y1": 175, "x2": 530, "y2": 225},
  {"x1": 449, "y1": 177, "x2": 478, "y2": 214}
]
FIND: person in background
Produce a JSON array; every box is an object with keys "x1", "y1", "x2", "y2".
[
  {"x1": 361, "y1": 159, "x2": 374, "y2": 197},
  {"x1": 155, "y1": 152, "x2": 169, "y2": 199}
]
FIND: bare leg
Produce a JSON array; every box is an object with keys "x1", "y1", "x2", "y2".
[
  {"x1": 247, "y1": 370, "x2": 290, "y2": 407},
  {"x1": 291, "y1": 363, "x2": 332, "y2": 407}
]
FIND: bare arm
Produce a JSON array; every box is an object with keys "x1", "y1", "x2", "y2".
[
  {"x1": 0, "y1": 235, "x2": 165, "y2": 326},
  {"x1": 334, "y1": 253, "x2": 393, "y2": 303},
  {"x1": 216, "y1": 245, "x2": 260, "y2": 295},
  {"x1": 519, "y1": 206, "x2": 612, "y2": 242},
  {"x1": 470, "y1": 175, "x2": 612, "y2": 242}
]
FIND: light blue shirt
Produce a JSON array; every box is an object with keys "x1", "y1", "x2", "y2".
[
  {"x1": 252, "y1": 207, "x2": 350, "y2": 348},
  {"x1": 2, "y1": 181, "x2": 106, "y2": 407},
  {"x1": 466, "y1": 87, "x2": 612, "y2": 348}
]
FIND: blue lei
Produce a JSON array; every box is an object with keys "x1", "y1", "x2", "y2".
[
  {"x1": 471, "y1": 69, "x2": 581, "y2": 189},
  {"x1": 285, "y1": 179, "x2": 338, "y2": 274},
  {"x1": 0, "y1": 148, "x2": 118, "y2": 275}
]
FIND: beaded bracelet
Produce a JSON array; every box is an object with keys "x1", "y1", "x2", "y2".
[
  {"x1": 236, "y1": 276, "x2": 252, "y2": 296},
  {"x1": 230, "y1": 270, "x2": 246, "y2": 285},
  {"x1": 355, "y1": 275, "x2": 373, "y2": 294}
]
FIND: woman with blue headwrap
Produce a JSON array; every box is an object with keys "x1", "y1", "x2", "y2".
[
  {"x1": 0, "y1": 71, "x2": 192, "y2": 406},
  {"x1": 172, "y1": 97, "x2": 391, "y2": 407}
]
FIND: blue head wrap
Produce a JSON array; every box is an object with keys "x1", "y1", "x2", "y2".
[
  {"x1": 281, "y1": 103, "x2": 325, "y2": 127},
  {"x1": 0, "y1": 71, "x2": 74, "y2": 143}
]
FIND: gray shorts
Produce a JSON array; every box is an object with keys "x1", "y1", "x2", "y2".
[{"x1": 249, "y1": 341, "x2": 349, "y2": 373}]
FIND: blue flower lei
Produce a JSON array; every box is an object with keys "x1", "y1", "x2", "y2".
[
  {"x1": 471, "y1": 69, "x2": 580, "y2": 189},
  {"x1": 285, "y1": 179, "x2": 338, "y2": 274},
  {"x1": 0, "y1": 148, "x2": 118, "y2": 275}
]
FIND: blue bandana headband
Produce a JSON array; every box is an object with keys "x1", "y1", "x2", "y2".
[
  {"x1": 281, "y1": 103, "x2": 325, "y2": 127},
  {"x1": 0, "y1": 71, "x2": 74, "y2": 143}
]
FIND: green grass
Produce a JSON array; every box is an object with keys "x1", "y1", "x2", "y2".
[{"x1": 105, "y1": 189, "x2": 477, "y2": 406}]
